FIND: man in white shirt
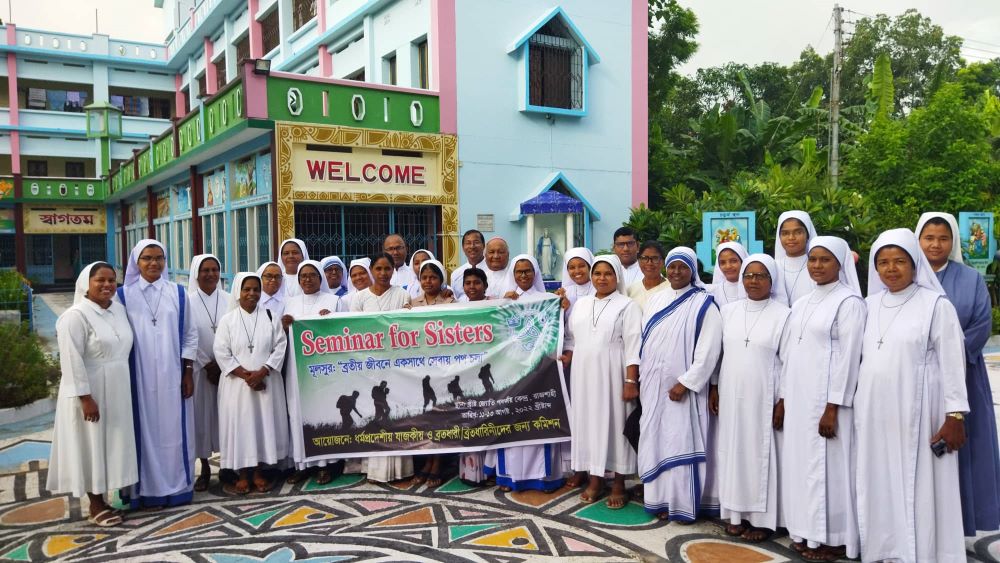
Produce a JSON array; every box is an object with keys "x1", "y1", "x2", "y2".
[
  {"x1": 484, "y1": 237, "x2": 511, "y2": 298},
  {"x1": 384, "y1": 234, "x2": 416, "y2": 290},
  {"x1": 450, "y1": 229, "x2": 487, "y2": 300},
  {"x1": 614, "y1": 227, "x2": 642, "y2": 287}
]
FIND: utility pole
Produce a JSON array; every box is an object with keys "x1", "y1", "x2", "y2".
[{"x1": 830, "y1": 4, "x2": 843, "y2": 189}]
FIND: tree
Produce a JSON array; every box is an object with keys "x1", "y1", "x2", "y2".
[
  {"x1": 842, "y1": 83, "x2": 1000, "y2": 230},
  {"x1": 840, "y1": 10, "x2": 963, "y2": 112},
  {"x1": 647, "y1": 0, "x2": 699, "y2": 116}
]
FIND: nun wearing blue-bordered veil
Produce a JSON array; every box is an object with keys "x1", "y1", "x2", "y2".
[
  {"x1": 637, "y1": 246, "x2": 722, "y2": 522},
  {"x1": 116, "y1": 239, "x2": 199, "y2": 508}
]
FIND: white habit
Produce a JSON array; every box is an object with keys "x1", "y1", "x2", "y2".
[
  {"x1": 189, "y1": 279, "x2": 232, "y2": 459},
  {"x1": 350, "y1": 285, "x2": 413, "y2": 482},
  {"x1": 780, "y1": 281, "x2": 864, "y2": 556},
  {"x1": 855, "y1": 228, "x2": 968, "y2": 563},
  {"x1": 47, "y1": 270, "x2": 137, "y2": 497},
  {"x1": 119, "y1": 240, "x2": 199, "y2": 507},
  {"x1": 717, "y1": 298, "x2": 789, "y2": 530},
  {"x1": 565, "y1": 290, "x2": 640, "y2": 476},
  {"x1": 214, "y1": 286, "x2": 289, "y2": 470}
]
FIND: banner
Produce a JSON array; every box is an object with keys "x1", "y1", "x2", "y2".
[{"x1": 287, "y1": 296, "x2": 568, "y2": 461}]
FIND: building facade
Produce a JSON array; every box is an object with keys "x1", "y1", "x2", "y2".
[{"x1": 0, "y1": 0, "x2": 647, "y2": 287}]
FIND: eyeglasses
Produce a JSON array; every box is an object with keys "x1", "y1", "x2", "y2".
[
  {"x1": 614, "y1": 240, "x2": 638, "y2": 249},
  {"x1": 514, "y1": 269, "x2": 534, "y2": 277},
  {"x1": 638, "y1": 255, "x2": 663, "y2": 263},
  {"x1": 742, "y1": 272, "x2": 771, "y2": 281},
  {"x1": 299, "y1": 273, "x2": 321, "y2": 280},
  {"x1": 261, "y1": 274, "x2": 282, "y2": 281},
  {"x1": 384, "y1": 245, "x2": 405, "y2": 252},
  {"x1": 138, "y1": 256, "x2": 165, "y2": 263}
]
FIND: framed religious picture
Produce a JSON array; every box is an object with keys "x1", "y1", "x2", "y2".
[
  {"x1": 958, "y1": 212, "x2": 996, "y2": 276},
  {"x1": 696, "y1": 211, "x2": 764, "y2": 272}
]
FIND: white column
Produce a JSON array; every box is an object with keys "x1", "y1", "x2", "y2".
[
  {"x1": 526, "y1": 215, "x2": 535, "y2": 258},
  {"x1": 565, "y1": 213, "x2": 574, "y2": 250}
]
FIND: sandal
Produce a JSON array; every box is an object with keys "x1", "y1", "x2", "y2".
[
  {"x1": 286, "y1": 469, "x2": 310, "y2": 484},
  {"x1": 411, "y1": 471, "x2": 428, "y2": 486},
  {"x1": 224, "y1": 479, "x2": 250, "y2": 496},
  {"x1": 315, "y1": 470, "x2": 333, "y2": 485},
  {"x1": 565, "y1": 472, "x2": 586, "y2": 489},
  {"x1": 605, "y1": 490, "x2": 630, "y2": 510},
  {"x1": 253, "y1": 475, "x2": 272, "y2": 493},
  {"x1": 425, "y1": 473, "x2": 443, "y2": 488},
  {"x1": 800, "y1": 546, "x2": 841, "y2": 562},
  {"x1": 497, "y1": 485, "x2": 512, "y2": 493},
  {"x1": 655, "y1": 512, "x2": 671, "y2": 520},
  {"x1": 791, "y1": 541, "x2": 808, "y2": 553},
  {"x1": 741, "y1": 527, "x2": 771, "y2": 543},
  {"x1": 580, "y1": 486, "x2": 605, "y2": 504},
  {"x1": 87, "y1": 508, "x2": 123, "y2": 527},
  {"x1": 194, "y1": 473, "x2": 210, "y2": 492},
  {"x1": 725, "y1": 523, "x2": 747, "y2": 537}
]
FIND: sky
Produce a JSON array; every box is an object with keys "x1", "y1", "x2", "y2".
[
  {"x1": 676, "y1": 0, "x2": 1000, "y2": 75},
  {"x1": 5, "y1": 0, "x2": 1000, "y2": 70}
]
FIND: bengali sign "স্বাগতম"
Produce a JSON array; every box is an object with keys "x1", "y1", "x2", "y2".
[{"x1": 287, "y1": 296, "x2": 569, "y2": 461}]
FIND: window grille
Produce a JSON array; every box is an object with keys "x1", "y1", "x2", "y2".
[
  {"x1": 257, "y1": 205, "x2": 271, "y2": 265},
  {"x1": 292, "y1": 0, "x2": 316, "y2": 32},
  {"x1": 416, "y1": 40, "x2": 428, "y2": 89},
  {"x1": 0, "y1": 235, "x2": 14, "y2": 268},
  {"x1": 235, "y1": 35, "x2": 250, "y2": 64},
  {"x1": 65, "y1": 161, "x2": 85, "y2": 178},
  {"x1": 236, "y1": 208, "x2": 249, "y2": 272},
  {"x1": 79, "y1": 235, "x2": 105, "y2": 265},
  {"x1": 197, "y1": 74, "x2": 207, "y2": 98},
  {"x1": 528, "y1": 19, "x2": 583, "y2": 110},
  {"x1": 26, "y1": 160, "x2": 47, "y2": 176},
  {"x1": 215, "y1": 57, "x2": 227, "y2": 90},
  {"x1": 261, "y1": 9, "x2": 280, "y2": 55},
  {"x1": 295, "y1": 204, "x2": 438, "y2": 263}
]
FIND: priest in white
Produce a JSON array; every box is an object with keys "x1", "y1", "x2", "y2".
[
  {"x1": 188, "y1": 254, "x2": 232, "y2": 492},
  {"x1": 214, "y1": 273, "x2": 290, "y2": 495},
  {"x1": 773, "y1": 210, "x2": 818, "y2": 306},
  {"x1": 449, "y1": 229, "x2": 486, "y2": 300},
  {"x1": 483, "y1": 237, "x2": 511, "y2": 299},
  {"x1": 277, "y1": 238, "x2": 309, "y2": 298},
  {"x1": 855, "y1": 228, "x2": 968, "y2": 563},
  {"x1": 384, "y1": 234, "x2": 417, "y2": 290},
  {"x1": 117, "y1": 239, "x2": 199, "y2": 508},
  {"x1": 257, "y1": 261, "x2": 286, "y2": 317},
  {"x1": 47, "y1": 262, "x2": 136, "y2": 526},
  {"x1": 484, "y1": 254, "x2": 566, "y2": 491},
  {"x1": 709, "y1": 241, "x2": 748, "y2": 306},
  {"x1": 637, "y1": 246, "x2": 722, "y2": 521},
  {"x1": 562, "y1": 255, "x2": 640, "y2": 508},
  {"x1": 716, "y1": 254, "x2": 789, "y2": 541},
  {"x1": 779, "y1": 235, "x2": 863, "y2": 561}
]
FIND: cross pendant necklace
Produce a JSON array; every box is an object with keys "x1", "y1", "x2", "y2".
[
  {"x1": 239, "y1": 307, "x2": 259, "y2": 353},
  {"x1": 796, "y1": 288, "x2": 833, "y2": 344},
  {"x1": 199, "y1": 290, "x2": 220, "y2": 333},
  {"x1": 140, "y1": 283, "x2": 163, "y2": 326},
  {"x1": 743, "y1": 300, "x2": 769, "y2": 347},
  {"x1": 876, "y1": 286, "x2": 919, "y2": 350}
]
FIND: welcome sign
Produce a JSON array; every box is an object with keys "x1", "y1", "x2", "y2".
[{"x1": 287, "y1": 296, "x2": 570, "y2": 461}]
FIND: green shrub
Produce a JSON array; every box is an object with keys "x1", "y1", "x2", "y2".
[
  {"x1": 0, "y1": 270, "x2": 31, "y2": 324},
  {"x1": 993, "y1": 307, "x2": 1000, "y2": 336},
  {"x1": 0, "y1": 322, "x2": 58, "y2": 409}
]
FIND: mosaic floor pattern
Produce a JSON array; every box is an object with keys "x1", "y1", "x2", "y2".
[{"x1": 2, "y1": 438, "x2": 999, "y2": 562}]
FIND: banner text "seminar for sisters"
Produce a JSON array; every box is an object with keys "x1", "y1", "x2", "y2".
[{"x1": 286, "y1": 296, "x2": 569, "y2": 461}]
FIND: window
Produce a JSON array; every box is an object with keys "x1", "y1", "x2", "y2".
[
  {"x1": 510, "y1": 8, "x2": 597, "y2": 116},
  {"x1": 171, "y1": 217, "x2": 191, "y2": 272},
  {"x1": 65, "y1": 161, "x2": 85, "y2": 178},
  {"x1": 261, "y1": 9, "x2": 280, "y2": 55},
  {"x1": 235, "y1": 35, "x2": 250, "y2": 65},
  {"x1": 215, "y1": 57, "x2": 227, "y2": 90},
  {"x1": 26, "y1": 160, "x2": 47, "y2": 176},
  {"x1": 528, "y1": 20, "x2": 581, "y2": 110},
  {"x1": 345, "y1": 68, "x2": 365, "y2": 82},
  {"x1": 197, "y1": 73, "x2": 207, "y2": 99},
  {"x1": 0, "y1": 234, "x2": 14, "y2": 268},
  {"x1": 415, "y1": 39, "x2": 428, "y2": 89},
  {"x1": 383, "y1": 52, "x2": 397, "y2": 86},
  {"x1": 292, "y1": 0, "x2": 316, "y2": 32},
  {"x1": 233, "y1": 204, "x2": 271, "y2": 273}
]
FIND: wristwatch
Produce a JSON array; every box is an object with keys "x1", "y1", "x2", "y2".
[{"x1": 946, "y1": 412, "x2": 965, "y2": 421}]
